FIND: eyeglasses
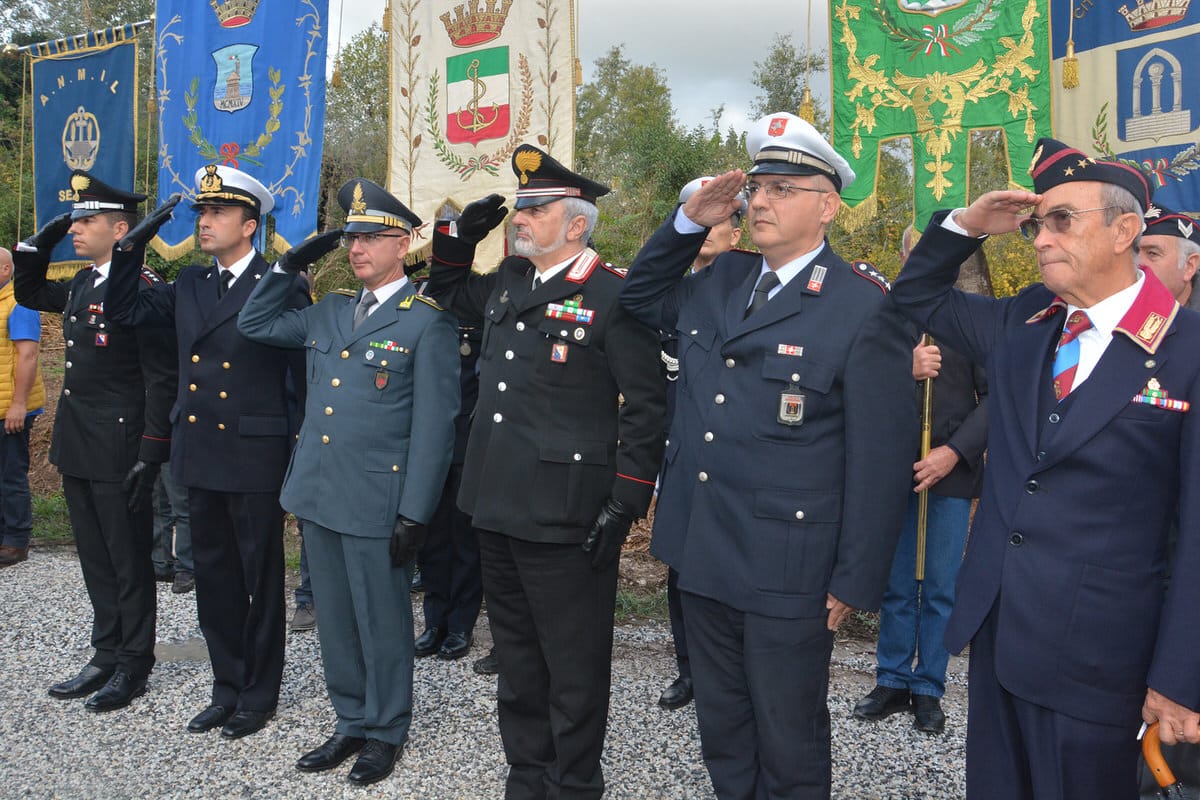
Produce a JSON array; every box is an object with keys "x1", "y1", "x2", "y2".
[
  {"x1": 341, "y1": 232, "x2": 410, "y2": 247},
  {"x1": 745, "y1": 182, "x2": 830, "y2": 201},
  {"x1": 1018, "y1": 206, "x2": 1115, "y2": 239}
]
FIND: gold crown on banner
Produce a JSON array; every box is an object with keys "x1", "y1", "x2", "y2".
[
  {"x1": 439, "y1": 0, "x2": 514, "y2": 47},
  {"x1": 209, "y1": 0, "x2": 261, "y2": 29},
  {"x1": 1118, "y1": 0, "x2": 1190, "y2": 31}
]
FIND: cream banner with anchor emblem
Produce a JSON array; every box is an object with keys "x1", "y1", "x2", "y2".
[{"x1": 388, "y1": 0, "x2": 578, "y2": 267}]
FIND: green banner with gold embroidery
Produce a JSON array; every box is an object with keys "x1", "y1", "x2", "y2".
[{"x1": 830, "y1": 0, "x2": 1053, "y2": 231}]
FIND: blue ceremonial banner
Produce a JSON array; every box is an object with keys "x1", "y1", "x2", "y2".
[
  {"x1": 153, "y1": 0, "x2": 329, "y2": 258},
  {"x1": 1052, "y1": 3, "x2": 1200, "y2": 213},
  {"x1": 30, "y1": 24, "x2": 140, "y2": 272}
]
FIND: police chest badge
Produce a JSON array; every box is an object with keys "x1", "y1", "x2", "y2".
[{"x1": 779, "y1": 384, "x2": 805, "y2": 426}]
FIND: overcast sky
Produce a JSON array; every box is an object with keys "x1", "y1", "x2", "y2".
[{"x1": 333, "y1": 0, "x2": 833, "y2": 135}]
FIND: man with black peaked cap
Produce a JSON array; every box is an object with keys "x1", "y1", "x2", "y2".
[
  {"x1": 1139, "y1": 205, "x2": 1200, "y2": 311},
  {"x1": 103, "y1": 164, "x2": 310, "y2": 739},
  {"x1": 238, "y1": 178, "x2": 459, "y2": 785},
  {"x1": 14, "y1": 170, "x2": 177, "y2": 711},
  {"x1": 427, "y1": 146, "x2": 665, "y2": 799},
  {"x1": 890, "y1": 137, "x2": 1200, "y2": 798},
  {"x1": 621, "y1": 113, "x2": 917, "y2": 798}
]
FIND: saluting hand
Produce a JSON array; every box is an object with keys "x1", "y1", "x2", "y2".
[
  {"x1": 681, "y1": 170, "x2": 748, "y2": 228},
  {"x1": 19, "y1": 212, "x2": 73, "y2": 254},
  {"x1": 278, "y1": 228, "x2": 342, "y2": 272},
  {"x1": 456, "y1": 194, "x2": 508, "y2": 245},
  {"x1": 119, "y1": 194, "x2": 182, "y2": 252},
  {"x1": 953, "y1": 190, "x2": 1042, "y2": 238}
]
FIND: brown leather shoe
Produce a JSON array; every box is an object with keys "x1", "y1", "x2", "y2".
[{"x1": 0, "y1": 545, "x2": 29, "y2": 566}]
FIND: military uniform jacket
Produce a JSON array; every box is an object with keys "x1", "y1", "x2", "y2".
[
  {"x1": 892, "y1": 212, "x2": 1200, "y2": 726},
  {"x1": 621, "y1": 211, "x2": 918, "y2": 620},
  {"x1": 414, "y1": 277, "x2": 481, "y2": 465},
  {"x1": 238, "y1": 270, "x2": 460, "y2": 538},
  {"x1": 104, "y1": 253, "x2": 310, "y2": 493},
  {"x1": 428, "y1": 232, "x2": 666, "y2": 544},
  {"x1": 15, "y1": 261, "x2": 176, "y2": 481}
]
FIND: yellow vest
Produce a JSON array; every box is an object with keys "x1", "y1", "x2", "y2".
[{"x1": 0, "y1": 280, "x2": 46, "y2": 415}]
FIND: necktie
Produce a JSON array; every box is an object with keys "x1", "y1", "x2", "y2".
[
  {"x1": 353, "y1": 290, "x2": 377, "y2": 330},
  {"x1": 217, "y1": 269, "x2": 234, "y2": 298},
  {"x1": 744, "y1": 271, "x2": 781, "y2": 319},
  {"x1": 1051, "y1": 310, "x2": 1093, "y2": 400},
  {"x1": 532, "y1": 275, "x2": 543, "y2": 291}
]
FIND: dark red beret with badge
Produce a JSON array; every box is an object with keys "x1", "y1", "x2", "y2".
[
  {"x1": 1028, "y1": 137, "x2": 1153, "y2": 213},
  {"x1": 1143, "y1": 204, "x2": 1200, "y2": 245}
]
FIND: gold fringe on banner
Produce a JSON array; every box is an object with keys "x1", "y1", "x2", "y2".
[
  {"x1": 798, "y1": 87, "x2": 815, "y2": 124},
  {"x1": 837, "y1": 194, "x2": 879, "y2": 233},
  {"x1": 1062, "y1": 40, "x2": 1079, "y2": 89}
]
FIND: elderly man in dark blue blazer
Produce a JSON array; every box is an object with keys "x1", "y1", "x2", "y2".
[
  {"x1": 891, "y1": 137, "x2": 1200, "y2": 800},
  {"x1": 622, "y1": 113, "x2": 917, "y2": 799}
]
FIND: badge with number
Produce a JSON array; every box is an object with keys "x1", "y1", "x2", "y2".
[
  {"x1": 375, "y1": 369, "x2": 389, "y2": 390},
  {"x1": 778, "y1": 385, "x2": 805, "y2": 426}
]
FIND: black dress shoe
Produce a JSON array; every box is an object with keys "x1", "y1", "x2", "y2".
[
  {"x1": 473, "y1": 647, "x2": 499, "y2": 675},
  {"x1": 437, "y1": 631, "x2": 472, "y2": 660},
  {"x1": 852, "y1": 685, "x2": 912, "y2": 721},
  {"x1": 414, "y1": 627, "x2": 446, "y2": 658},
  {"x1": 220, "y1": 708, "x2": 275, "y2": 739},
  {"x1": 188, "y1": 704, "x2": 234, "y2": 733},
  {"x1": 48, "y1": 664, "x2": 114, "y2": 699},
  {"x1": 347, "y1": 739, "x2": 401, "y2": 785},
  {"x1": 296, "y1": 733, "x2": 367, "y2": 772},
  {"x1": 658, "y1": 676, "x2": 694, "y2": 710},
  {"x1": 912, "y1": 694, "x2": 946, "y2": 734},
  {"x1": 84, "y1": 671, "x2": 147, "y2": 712}
]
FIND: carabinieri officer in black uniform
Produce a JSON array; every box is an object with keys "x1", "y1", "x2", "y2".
[
  {"x1": 14, "y1": 170, "x2": 177, "y2": 712},
  {"x1": 427, "y1": 146, "x2": 666, "y2": 800}
]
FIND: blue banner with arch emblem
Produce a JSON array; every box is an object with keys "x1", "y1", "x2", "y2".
[
  {"x1": 30, "y1": 25, "x2": 139, "y2": 272},
  {"x1": 152, "y1": 0, "x2": 328, "y2": 259}
]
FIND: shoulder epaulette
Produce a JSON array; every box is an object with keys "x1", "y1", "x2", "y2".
[
  {"x1": 564, "y1": 249, "x2": 601, "y2": 283},
  {"x1": 139, "y1": 266, "x2": 165, "y2": 286},
  {"x1": 851, "y1": 261, "x2": 891, "y2": 293},
  {"x1": 602, "y1": 264, "x2": 628, "y2": 278},
  {"x1": 414, "y1": 294, "x2": 443, "y2": 311},
  {"x1": 328, "y1": 288, "x2": 356, "y2": 297}
]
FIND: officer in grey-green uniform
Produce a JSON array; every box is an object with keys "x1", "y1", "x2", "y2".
[{"x1": 238, "y1": 178, "x2": 460, "y2": 787}]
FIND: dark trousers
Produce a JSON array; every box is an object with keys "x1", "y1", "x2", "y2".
[
  {"x1": 151, "y1": 462, "x2": 192, "y2": 573},
  {"x1": 420, "y1": 464, "x2": 483, "y2": 634},
  {"x1": 478, "y1": 530, "x2": 618, "y2": 800},
  {"x1": 189, "y1": 488, "x2": 285, "y2": 712},
  {"x1": 61, "y1": 474, "x2": 156, "y2": 678},
  {"x1": 965, "y1": 605, "x2": 1141, "y2": 800},
  {"x1": 0, "y1": 420, "x2": 34, "y2": 548},
  {"x1": 305, "y1": 522, "x2": 415, "y2": 745},
  {"x1": 682, "y1": 590, "x2": 833, "y2": 800},
  {"x1": 666, "y1": 567, "x2": 691, "y2": 679}
]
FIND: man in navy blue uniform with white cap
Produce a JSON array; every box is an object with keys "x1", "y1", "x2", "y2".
[
  {"x1": 622, "y1": 113, "x2": 917, "y2": 799},
  {"x1": 428, "y1": 145, "x2": 665, "y2": 800},
  {"x1": 891, "y1": 137, "x2": 1200, "y2": 799},
  {"x1": 105, "y1": 164, "x2": 310, "y2": 739}
]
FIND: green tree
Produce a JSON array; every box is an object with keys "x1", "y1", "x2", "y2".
[{"x1": 749, "y1": 33, "x2": 830, "y2": 134}]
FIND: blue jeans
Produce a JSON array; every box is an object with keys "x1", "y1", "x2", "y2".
[
  {"x1": 0, "y1": 418, "x2": 34, "y2": 549},
  {"x1": 876, "y1": 492, "x2": 970, "y2": 698},
  {"x1": 152, "y1": 462, "x2": 193, "y2": 572}
]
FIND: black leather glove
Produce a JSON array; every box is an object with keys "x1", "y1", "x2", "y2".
[
  {"x1": 118, "y1": 194, "x2": 182, "y2": 252},
  {"x1": 122, "y1": 460, "x2": 160, "y2": 514},
  {"x1": 277, "y1": 228, "x2": 342, "y2": 272},
  {"x1": 20, "y1": 212, "x2": 73, "y2": 252},
  {"x1": 389, "y1": 516, "x2": 427, "y2": 568},
  {"x1": 455, "y1": 194, "x2": 508, "y2": 245},
  {"x1": 581, "y1": 498, "x2": 636, "y2": 570}
]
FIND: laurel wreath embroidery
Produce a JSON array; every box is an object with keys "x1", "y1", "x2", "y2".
[
  {"x1": 425, "y1": 53, "x2": 534, "y2": 181},
  {"x1": 874, "y1": 0, "x2": 1001, "y2": 59},
  {"x1": 182, "y1": 69, "x2": 284, "y2": 167},
  {"x1": 1092, "y1": 102, "x2": 1200, "y2": 189}
]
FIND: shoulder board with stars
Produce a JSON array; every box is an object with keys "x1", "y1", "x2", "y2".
[
  {"x1": 851, "y1": 261, "x2": 890, "y2": 293},
  {"x1": 139, "y1": 266, "x2": 165, "y2": 286}
]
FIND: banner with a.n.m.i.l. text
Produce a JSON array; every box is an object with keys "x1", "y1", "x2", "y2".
[
  {"x1": 390, "y1": 0, "x2": 578, "y2": 266},
  {"x1": 153, "y1": 0, "x2": 329, "y2": 259},
  {"x1": 1052, "y1": 1, "x2": 1200, "y2": 213},
  {"x1": 830, "y1": 0, "x2": 1054, "y2": 232},
  {"x1": 30, "y1": 23, "x2": 140, "y2": 276}
]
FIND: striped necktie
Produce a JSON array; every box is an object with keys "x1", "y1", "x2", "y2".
[{"x1": 1051, "y1": 310, "x2": 1092, "y2": 400}]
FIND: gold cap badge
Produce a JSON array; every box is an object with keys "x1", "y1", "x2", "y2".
[{"x1": 514, "y1": 149, "x2": 542, "y2": 186}]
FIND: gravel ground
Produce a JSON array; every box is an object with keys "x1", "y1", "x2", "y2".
[{"x1": 0, "y1": 549, "x2": 967, "y2": 799}]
